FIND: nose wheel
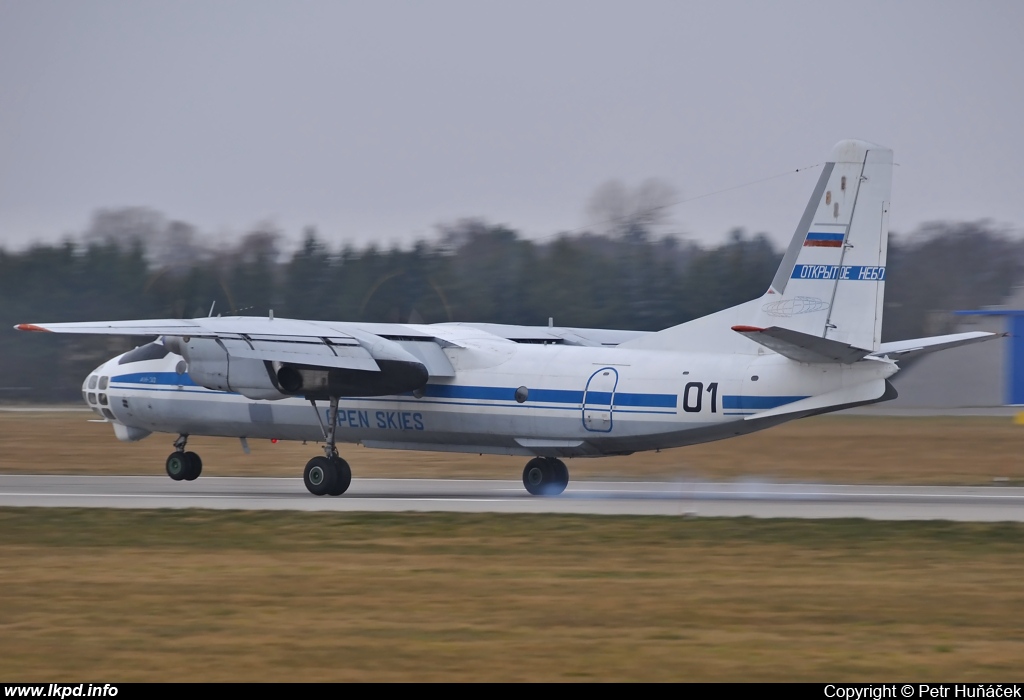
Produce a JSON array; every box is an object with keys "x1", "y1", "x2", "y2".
[{"x1": 523, "y1": 457, "x2": 569, "y2": 496}]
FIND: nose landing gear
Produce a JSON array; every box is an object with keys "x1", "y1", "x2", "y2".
[
  {"x1": 166, "y1": 434, "x2": 202, "y2": 481},
  {"x1": 523, "y1": 457, "x2": 569, "y2": 496}
]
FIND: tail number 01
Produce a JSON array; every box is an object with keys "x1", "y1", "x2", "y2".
[{"x1": 682, "y1": 382, "x2": 718, "y2": 413}]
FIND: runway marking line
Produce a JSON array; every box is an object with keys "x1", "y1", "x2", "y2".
[
  {"x1": 2, "y1": 490, "x2": 1023, "y2": 502},
  {"x1": 0, "y1": 492, "x2": 529, "y2": 504}
]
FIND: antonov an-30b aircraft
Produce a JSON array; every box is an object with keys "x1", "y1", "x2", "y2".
[{"x1": 17, "y1": 140, "x2": 1000, "y2": 496}]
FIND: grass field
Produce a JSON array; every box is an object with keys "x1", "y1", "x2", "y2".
[
  {"x1": 0, "y1": 509, "x2": 1022, "y2": 681},
  {"x1": 1, "y1": 410, "x2": 1023, "y2": 484}
]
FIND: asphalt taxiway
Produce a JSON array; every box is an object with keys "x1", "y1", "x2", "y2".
[{"x1": 0, "y1": 475, "x2": 1022, "y2": 521}]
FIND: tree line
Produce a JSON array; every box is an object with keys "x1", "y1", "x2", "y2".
[{"x1": 1, "y1": 208, "x2": 1020, "y2": 401}]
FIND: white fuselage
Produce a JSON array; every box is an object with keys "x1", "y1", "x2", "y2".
[{"x1": 82, "y1": 339, "x2": 899, "y2": 458}]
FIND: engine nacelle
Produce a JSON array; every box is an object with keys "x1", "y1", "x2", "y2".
[
  {"x1": 167, "y1": 337, "x2": 288, "y2": 400},
  {"x1": 275, "y1": 360, "x2": 428, "y2": 399},
  {"x1": 166, "y1": 336, "x2": 429, "y2": 400}
]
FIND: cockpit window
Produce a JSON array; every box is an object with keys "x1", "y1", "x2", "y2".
[
  {"x1": 99, "y1": 376, "x2": 109, "y2": 390},
  {"x1": 88, "y1": 375, "x2": 98, "y2": 390},
  {"x1": 118, "y1": 342, "x2": 171, "y2": 365}
]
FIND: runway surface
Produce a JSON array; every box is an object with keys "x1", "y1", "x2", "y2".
[{"x1": 1, "y1": 475, "x2": 1023, "y2": 520}]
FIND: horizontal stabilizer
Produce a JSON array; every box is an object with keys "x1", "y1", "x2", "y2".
[
  {"x1": 869, "y1": 331, "x2": 1004, "y2": 362},
  {"x1": 731, "y1": 325, "x2": 871, "y2": 364}
]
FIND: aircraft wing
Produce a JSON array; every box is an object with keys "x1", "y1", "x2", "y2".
[
  {"x1": 435, "y1": 322, "x2": 648, "y2": 347},
  {"x1": 16, "y1": 318, "x2": 227, "y2": 336},
  {"x1": 15, "y1": 316, "x2": 457, "y2": 379}
]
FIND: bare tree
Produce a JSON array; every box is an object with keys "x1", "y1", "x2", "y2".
[
  {"x1": 152, "y1": 220, "x2": 204, "y2": 275},
  {"x1": 82, "y1": 207, "x2": 165, "y2": 251},
  {"x1": 82, "y1": 207, "x2": 209, "y2": 274},
  {"x1": 586, "y1": 178, "x2": 678, "y2": 241}
]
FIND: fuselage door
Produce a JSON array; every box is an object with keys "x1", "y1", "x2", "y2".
[{"x1": 582, "y1": 367, "x2": 619, "y2": 433}]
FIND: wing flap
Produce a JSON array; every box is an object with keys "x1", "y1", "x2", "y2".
[
  {"x1": 391, "y1": 340, "x2": 456, "y2": 378},
  {"x1": 218, "y1": 338, "x2": 380, "y2": 372}
]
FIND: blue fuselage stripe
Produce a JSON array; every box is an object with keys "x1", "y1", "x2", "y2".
[
  {"x1": 113, "y1": 371, "x2": 197, "y2": 386},
  {"x1": 613, "y1": 393, "x2": 677, "y2": 408},
  {"x1": 530, "y1": 388, "x2": 584, "y2": 403},
  {"x1": 113, "y1": 373, "x2": 801, "y2": 413},
  {"x1": 721, "y1": 395, "x2": 807, "y2": 409},
  {"x1": 111, "y1": 374, "x2": 679, "y2": 409}
]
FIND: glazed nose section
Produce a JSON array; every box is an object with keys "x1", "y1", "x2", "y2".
[{"x1": 82, "y1": 366, "x2": 113, "y2": 419}]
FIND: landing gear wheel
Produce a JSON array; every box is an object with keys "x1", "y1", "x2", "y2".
[
  {"x1": 550, "y1": 458, "x2": 569, "y2": 494},
  {"x1": 304, "y1": 397, "x2": 355, "y2": 497},
  {"x1": 523, "y1": 457, "x2": 569, "y2": 496},
  {"x1": 166, "y1": 452, "x2": 188, "y2": 481},
  {"x1": 183, "y1": 451, "x2": 203, "y2": 481},
  {"x1": 304, "y1": 456, "x2": 337, "y2": 496},
  {"x1": 523, "y1": 457, "x2": 553, "y2": 496},
  {"x1": 326, "y1": 456, "x2": 352, "y2": 496}
]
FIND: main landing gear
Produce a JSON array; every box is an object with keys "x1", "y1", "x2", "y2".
[
  {"x1": 304, "y1": 396, "x2": 352, "y2": 496},
  {"x1": 166, "y1": 434, "x2": 202, "y2": 481},
  {"x1": 522, "y1": 457, "x2": 569, "y2": 496}
]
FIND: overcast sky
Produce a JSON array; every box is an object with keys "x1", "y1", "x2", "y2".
[{"x1": 1, "y1": 0, "x2": 1022, "y2": 252}]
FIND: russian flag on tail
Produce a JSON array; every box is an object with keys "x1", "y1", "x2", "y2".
[{"x1": 804, "y1": 232, "x2": 845, "y2": 247}]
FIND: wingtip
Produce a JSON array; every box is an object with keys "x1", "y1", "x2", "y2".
[{"x1": 14, "y1": 323, "x2": 50, "y2": 332}]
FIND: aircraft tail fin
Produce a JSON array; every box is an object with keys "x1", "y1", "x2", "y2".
[
  {"x1": 621, "y1": 140, "x2": 893, "y2": 355},
  {"x1": 756, "y1": 139, "x2": 892, "y2": 351}
]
